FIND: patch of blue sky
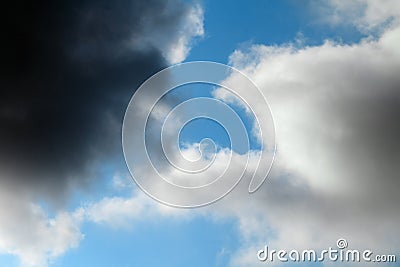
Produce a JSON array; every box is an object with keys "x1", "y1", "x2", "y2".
[
  {"x1": 0, "y1": 254, "x2": 19, "y2": 267},
  {"x1": 52, "y1": 215, "x2": 240, "y2": 267},
  {"x1": 186, "y1": 0, "x2": 367, "y2": 64},
  {"x1": 158, "y1": 82, "x2": 262, "y2": 154}
]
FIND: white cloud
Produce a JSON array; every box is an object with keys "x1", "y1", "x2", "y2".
[
  {"x1": 315, "y1": 0, "x2": 400, "y2": 32},
  {"x1": 0, "y1": 179, "x2": 190, "y2": 267},
  {"x1": 163, "y1": 4, "x2": 204, "y2": 64},
  {"x1": 86, "y1": 195, "x2": 146, "y2": 228},
  {"x1": 139, "y1": 3, "x2": 204, "y2": 64},
  {"x1": 0, "y1": 184, "x2": 84, "y2": 267},
  {"x1": 111, "y1": 172, "x2": 133, "y2": 190},
  {"x1": 84, "y1": 192, "x2": 168, "y2": 229},
  {"x1": 209, "y1": 14, "x2": 400, "y2": 267}
]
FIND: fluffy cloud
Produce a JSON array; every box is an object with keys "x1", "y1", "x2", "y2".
[
  {"x1": 209, "y1": 8, "x2": 400, "y2": 267},
  {"x1": 155, "y1": 4, "x2": 204, "y2": 64},
  {"x1": 0, "y1": 185, "x2": 84, "y2": 267}
]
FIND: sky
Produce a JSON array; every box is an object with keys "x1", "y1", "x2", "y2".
[{"x1": 1, "y1": 0, "x2": 400, "y2": 266}]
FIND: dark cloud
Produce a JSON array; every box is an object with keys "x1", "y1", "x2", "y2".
[{"x1": 0, "y1": 0, "x2": 192, "y2": 201}]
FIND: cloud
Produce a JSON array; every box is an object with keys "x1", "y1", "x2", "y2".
[
  {"x1": 208, "y1": 10, "x2": 400, "y2": 267},
  {"x1": 0, "y1": 0, "x2": 203, "y2": 265},
  {"x1": 0, "y1": 0, "x2": 203, "y2": 203},
  {"x1": 85, "y1": 189, "x2": 192, "y2": 229},
  {"x1": 0, "y1": 184, "x2": 84, "y2": 267},
  {"x1": 148, "y1": 3, "x2": 204, "y2": 64},
  {"x1": 312, "y1": 0, "x2": 400, "y2": 32}
]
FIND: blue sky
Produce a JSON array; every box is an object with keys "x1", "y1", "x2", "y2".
[
  {"x1": 1, "y1": 1, "x2": 400, "y2": 267},
  {"x1": 53, "y1": 216, "x2": 239, "y2": 267},
  {"x1": 187, "y1": 0, "x2": 366, "y2": 63}
]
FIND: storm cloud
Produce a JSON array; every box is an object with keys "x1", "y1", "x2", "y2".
[{"x1": 0, "y1": 0, "x2": 202, "y2": 200}]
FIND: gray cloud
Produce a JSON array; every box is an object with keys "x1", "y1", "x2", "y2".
[{"x1": 0, "y1": 0, "x2": 201, "y2": 202}]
